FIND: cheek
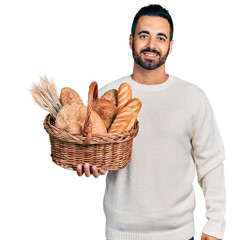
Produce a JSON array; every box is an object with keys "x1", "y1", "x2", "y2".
[
  {"x1": 134, "y1": 39, "x2": 148, "y2": 51},
  {"x1": 160, "y1": 44, "x2": 170, "y2": 54}
]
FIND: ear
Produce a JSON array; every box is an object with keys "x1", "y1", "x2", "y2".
[
  {"x1": 129, "y1": 34, "x2": 133, "y2": 50},
  {"x1": 168, "y1": 40, "x2": 174, "y2": 54}
]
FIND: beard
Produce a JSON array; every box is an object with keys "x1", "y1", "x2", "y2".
[{"x1": 132, "y1": 42, "x2": 170, "y2": 70}]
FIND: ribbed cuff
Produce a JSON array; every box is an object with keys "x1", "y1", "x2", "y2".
[{"x1": 202, "y1": 220, "x2": 226, "y2": 239}]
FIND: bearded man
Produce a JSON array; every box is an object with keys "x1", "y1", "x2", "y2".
[{"x1": 77, "y1": 4, "x2": 226, "y2": 240}]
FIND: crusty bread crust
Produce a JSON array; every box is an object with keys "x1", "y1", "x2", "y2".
[
  {"x1": 125, "y1": 98, "x2": 142, "y2": 131},
  {"x1": 117, "y1": 82, "x2": 132, "y2": 111},
  {"x1": 60, "y1": 87, "x2": 83, "y2": 106},
  {"x1": 55, "y1": 103, "x2": 107, "y2": 135},
  {"x1": 100, "y1": 89, "x2": 118, "y2": 106},
  {"x1": 108, "y1": 105, "x2": 134, "y2": 133},
  {"x1": 93, "y1": 99, "x2": 118, "y2": 130}
]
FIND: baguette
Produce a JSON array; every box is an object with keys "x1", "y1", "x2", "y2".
[
  {"x1": 117, "y1": 82, "x2": 132, "y2": 111},
  {"x1": 108, "y1": 105, "x2": 134, "y2": 133},
  {"x1": 125, "y1": 98, "x2": 142, "y2": 131}
]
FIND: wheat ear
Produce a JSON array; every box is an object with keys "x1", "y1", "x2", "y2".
[{"x1": 30, "y1": 75, "x2": 62, "y2": 119}]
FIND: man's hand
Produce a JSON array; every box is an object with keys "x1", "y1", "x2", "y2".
[
  {"x1": 201, "y1": 233, "x2": 221, "y2": 240},
  {"x1": 76, "y1": 163, "x2": 107, "y2": 178}
]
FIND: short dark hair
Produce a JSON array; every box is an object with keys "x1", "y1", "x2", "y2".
[{"x1": 131, "y1": 4, "x2": 174, "y2": 41}]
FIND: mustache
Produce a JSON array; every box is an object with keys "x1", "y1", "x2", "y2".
[{"x1": 140, "y1": 48, "x2": 161, "y2": 56}]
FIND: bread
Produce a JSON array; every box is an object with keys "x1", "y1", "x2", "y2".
[
  {"x1": 125, "y1": 98, "x2": 142, "y2": 113},
  {"x1": 100, "y1": 89, "x2": 118, "y2": 106},
  {"x1": 60, "y1": 87, "x2": 83, "y2": 106},
  {"x1": 56, "y1": 81, "x2": 140, "y2": 135},
  {"x1": 92, "y1": 99, "x2": 118, "y2": 129},
  {"x1": 55, "y1": 104, "x2": 85, "y2": 134},
  {"x1": 89, "y1": 109, "x2": 108, "y2": 135},
  {"x1": 55, "y1": 103, "x2": 107, "y2": 135},
  {"x1": 66, "y1": 123, "x2": 82, "y2": 135},
  {"x1": 124, "y1": 98, "x2": 142, "y2": 131},
  {"x1": 108, "y1": 105, "x2": 134, "y2": 133},
  {"x1": 117, "y1": 82, "x2": 132, "y2": 111},
  {"x1": 125, "y1": 112, "x2": 137, "y2": 132}
]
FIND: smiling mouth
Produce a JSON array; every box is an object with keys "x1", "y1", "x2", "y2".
[
  {"x1": 143, "y1": 52, "x2": 158, "y2": 58},
  {"x1": 144, "y1": 52, "x2": 157, "y2": 56}
]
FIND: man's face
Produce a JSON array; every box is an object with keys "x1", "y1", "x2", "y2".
[{"x1": 130, "y1": 15, "x2": 174, "y2": 70}]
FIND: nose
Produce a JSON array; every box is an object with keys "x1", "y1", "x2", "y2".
[{"x1": 147, "y1": 36, "x2": 157, "y2": 50}]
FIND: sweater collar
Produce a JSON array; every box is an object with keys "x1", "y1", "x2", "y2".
[{"x1": 127, "y1": 74, "x2": 175, "y2": 92}]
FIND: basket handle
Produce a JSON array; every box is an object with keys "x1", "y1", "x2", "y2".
[{"x1": 82, "y1": 81, "x2": 98, "y2": 145}]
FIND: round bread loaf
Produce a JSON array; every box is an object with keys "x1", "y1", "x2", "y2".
[
  {"x1": 60, "y1": 87, "x2": 83, "y2": 106},
  {"x1": 66, "y1": 123, "x2": 82, "y2": 135},
  {"x1": 100, "y1": 89, "x2": 118, "y2": 106},
  {"x1": 55, "y1": 103, "x2": 107, "y2": 135},
  {"x1": 93, "y1": 99, "x2": 118, "y2": 130}
]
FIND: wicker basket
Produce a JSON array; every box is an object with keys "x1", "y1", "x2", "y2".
[{"x1": 43, "y1": 81, "x2": 139, "y2": 171}]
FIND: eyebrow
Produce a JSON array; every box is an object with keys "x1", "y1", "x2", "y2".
[
  {"x1": 138, "y1": 30, "x2": 150, "y2": 35},
  {"x1": 138, "y1": 30, "x2": 168, "y2": 39},
  {"x1": 157, "y1": 33, "x2": 168, "y2": 39}
]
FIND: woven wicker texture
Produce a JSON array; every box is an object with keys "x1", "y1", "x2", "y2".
[{"x1": 43, "y1": 81, "x2": 139, "y2": 171}]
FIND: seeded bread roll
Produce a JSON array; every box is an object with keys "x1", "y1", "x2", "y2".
[
  {"x1": 60, "y1": 87, "x2": 83, "y2": 106},
  {"x1": 100, "y1": 89, "x2": 118, "y2": 106},
  {"x1": 117, "y1": 82, "x2": 132, "y2": 111},
  {"x1": 92, "y1": 99, "x2": 118, "y2": 130},
  {"x1": 125, "y1": 98, "x2": 142, "y2": 131},
  {"x1": 108, "y1": 105, "x2": 134, "y2": 133},
  {"x1": 55, "y1": 103, "x2": 107, "y2": 135}
]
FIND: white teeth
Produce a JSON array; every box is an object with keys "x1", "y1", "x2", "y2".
[{"x1": 145, "y1": 53, "x2": 156, "y2": 56}]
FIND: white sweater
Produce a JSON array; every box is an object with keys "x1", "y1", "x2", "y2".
[{"x1": 98, "y1": 75, "x2": 226, "y2": 240}]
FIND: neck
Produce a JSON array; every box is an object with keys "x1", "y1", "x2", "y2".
[{"x1": 131, "y1": 63, "x2": 169, "y2": 85}]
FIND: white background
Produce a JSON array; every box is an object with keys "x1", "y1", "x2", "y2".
[{"x1": 0, "y1": 0, "x2": 250, "y2": 239}]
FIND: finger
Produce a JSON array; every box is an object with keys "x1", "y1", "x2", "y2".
[
  {"x1": 76, "y1": 165, "x2": 83, "y2": 176},
  {"x1": 92, "y1": 165, "x2": 99, "y2": 178},
  {"x1": 84, "y1": 163, "x2": 91, "y2": 177},
  {"x1": 99, "y1": 169, "x2": 106, "y2": 175},
  {"x1": 201, "y1": 233, "x2": 206, "y2": 240}
]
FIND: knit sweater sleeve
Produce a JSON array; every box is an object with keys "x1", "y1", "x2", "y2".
[{"x1": 191, "y1": 91, "x2": 226, "y2": 239}]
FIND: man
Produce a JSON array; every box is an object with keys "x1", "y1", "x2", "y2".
[{"x1": 77, "y1": 4, "x2": 226, "y2": 240}]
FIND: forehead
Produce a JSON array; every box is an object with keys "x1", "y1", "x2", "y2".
[{"x1": 135, "y1": 15, "x2": 170, "y2": 35}]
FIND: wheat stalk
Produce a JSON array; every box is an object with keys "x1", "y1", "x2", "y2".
[{"x1": 30, "y1": 75, "x2": 62, "y2": 119}]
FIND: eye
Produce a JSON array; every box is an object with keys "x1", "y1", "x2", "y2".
[
  {"x1": 158, "y1": 37, "x2": 166, "y2": 42},
  {"x1": 139, "y1": 34, "x2": 148, "y2": 39}
]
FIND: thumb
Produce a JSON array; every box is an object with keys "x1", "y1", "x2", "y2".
[{"x1": 201, "y1": 233, "x2": 206, "y2": 240}]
